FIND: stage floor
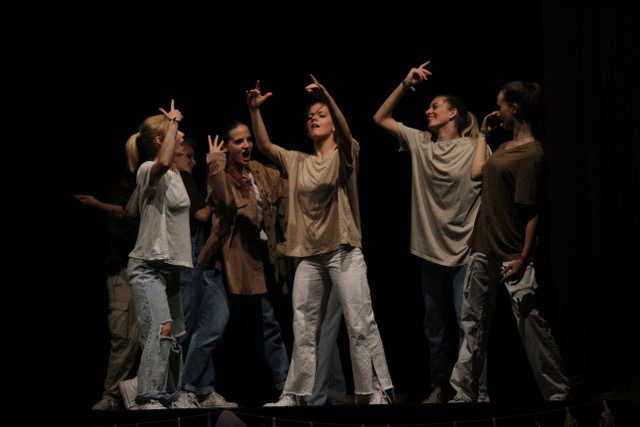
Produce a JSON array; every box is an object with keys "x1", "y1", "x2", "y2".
[{"x1": 12, "y1": 394, "x2": 639, "y2": 427}]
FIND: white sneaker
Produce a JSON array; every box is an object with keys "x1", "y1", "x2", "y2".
[
  {"x1": 170, "y1": 390, "x2": 200, "y2": 409},
  {"x1": 448, "y1": 394, "x2": 471, "y2": 403},
  {"x1": 422, "y1": 386, "x2": 442, "y2": 404},
  {"x1": 477, "y1": 391, "x2": 490, "y2": 403},
  {"x1": 369, "y1": 386, "x2": 392, "y2": 405},
  {"x1": 263, "y1": 394, "x2": 298, "y2": 407},
  {"x1": 119, "y1": 377, "x2": 138, "y2": 410},
  {"x1": 91, "y1": 397, "x2": 118, "y2": 410},
  {"x1": 137, "y1": 399, "x2": 167, "y2": 410},
  {"x1": 548, "y1": 393, "x2": 570, "y2": 401},
  {"x1": 199, "y1": 392, "x2": 239, "y2": 408}
]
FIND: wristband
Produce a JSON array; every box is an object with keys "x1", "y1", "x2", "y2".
[
  {"x1": 479, "y1": 131, "x2": 490, "y2": 138},
  {"x1": 402, "y1": 80, "x2": 415, "y2": 92},
  {"x1": 170, "y1": 117, "x2": 181, "y2": 124},
  {"x1": 518, "y1": 254, "x2": 528, "y2": 262}
]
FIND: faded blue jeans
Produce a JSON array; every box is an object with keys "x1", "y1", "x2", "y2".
[
  {"x1": 179, "y1": 226, "x2": 230, "y2": 397},
  {"x1": 128, "y1": 257, "x2": 186, "y2": 404},
  {"x1": 283, "y1": 247, "x2": 392, "y2": 398},
  {"x1": 421, "y1": 259, "x2": 488, "y2": 392}
]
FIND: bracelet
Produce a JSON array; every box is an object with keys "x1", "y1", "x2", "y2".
[
  {"x1": 479, "y1": 131, "x2": 490, "y2": 138},
  {"x1": 170, "y1": 117, "x2": 181, "y2": 124},
  {"x1": 402, "y1": 80, "x2": 415, "y2": 92},
  {"x1": 518, "y1": 254, "x2": 528, "y2": 262}
]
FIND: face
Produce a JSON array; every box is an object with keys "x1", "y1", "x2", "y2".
[
  {"x1": 425, "y1": 96, "x2": 454, "y2": 131},
  {"x1": 496, "y1": 91, "x2": 515, "y2": 131},
  {"x1": 225, "y1": 124, "x2": 253, "y2": 167},
  {"x1": 173, "y1": 143, "x2": 196, "y2": 173},
  {"x1": 306, "y1": 103, "x2": 334, "y2": 140}
]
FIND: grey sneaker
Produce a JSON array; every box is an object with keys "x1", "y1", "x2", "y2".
[
  {"x1": 119, "y1": 377, "x2": 138, "y2": 410},
  {"x1": 199, "y1": 392, "x2": 239, "y2": 408},
  {"x1": 170, "y1": 390, "x2": 200, "y2": 409},
  {"x1": 264, "y1": 394, "x2": 298, "y2": 407},
  {"x1": 91, "y1": 397, "x2": 118, "y2": 411},
  {"x1": 137, "y1": 399, "x2": 167, "y2": 410},
  {"x1": 477, "y1": 391, "x2": 490, "y2": 403},
  {"x1": 422, "y1": 386, "x2": 442, "y2": 404}
]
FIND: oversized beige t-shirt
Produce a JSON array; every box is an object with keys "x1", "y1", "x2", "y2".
[
  {"x1": 274, "y1": 140, "x2": 362, "y2": 257},
  {"x1": 398, "y1": 123, "x2": 482, "y2": 266}
]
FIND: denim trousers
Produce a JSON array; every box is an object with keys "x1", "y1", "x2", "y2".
[
  {"x1": 421, "y1": 259, "x2": 488, "y2": 391},
  {"x1": 284, "y1": 247, "x2": 392, "y2": 397},
  {"x1": 229, "y1": 293, "x2": 290, "y2": 390},
  {"x1": 102, "y1": 267, "x2": 139, "y2": 400},
  {"x1": 179, "y1": 266, "x2": 229, "y2": 396},
  {"x1": 450, "y1": 251, "x2": 571, "y2": 401},
  {"x1": 308, "y1": 285, "x2": 347, "y2": 405},
  {"x1": 179, "y1": 227, "x2": 230, "y2": 397},
  {"x1": 260, "y1": 295, "x2": 290, "y2": 388},
  {"x1": 128, "y1": 257, "x2": 186, "y2": 404}
]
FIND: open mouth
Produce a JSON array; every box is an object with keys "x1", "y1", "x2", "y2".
[{"x1": 242, "y1": 150, "x2": 251, "y2": 160}]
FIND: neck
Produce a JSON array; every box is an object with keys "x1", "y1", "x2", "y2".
[
  {"x1": 436, "y1": 125, "x2": 460, "y2": 140},
  {"x1": 313, "y1": 137, "x2": 337, "y2": 157},
  {"x1": 511, "y1": 123, "x2": 534, "y2": 142}
]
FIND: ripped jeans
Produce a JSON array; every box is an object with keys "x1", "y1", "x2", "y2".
[{"x1": 128, "y1": 257, "x2": 186, "y2": 404}]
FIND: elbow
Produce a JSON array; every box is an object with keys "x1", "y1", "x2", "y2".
[{"x1": 470, "y1": 170, "x2": 483, "y2": 181}]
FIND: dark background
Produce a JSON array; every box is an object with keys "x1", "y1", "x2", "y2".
[{"x1": 5, "y1": 1, "x2": 639, "y2": 410}]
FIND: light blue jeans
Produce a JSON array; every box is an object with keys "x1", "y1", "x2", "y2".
[
  {"x1": 308, "y1": 285, "x2": 347, "y2": 405},
  {"x1": 283, "y1": 247, "x2": 392, "y2": 398},
  {"x1": 450, "y1": 251, "x2": 571, "y2": 401},
  {"x1": 128, "y1": 257, "x2": 186, "y2": 404},
  {"x1": 179, "y1": 226, "x2": 230, "y2": 397},
  {"x1": 421, "y1": 260, "x2": 488, "y2": 392}
]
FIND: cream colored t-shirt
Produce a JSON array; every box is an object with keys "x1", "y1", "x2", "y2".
[
  {"x1": 397, "y1": 123, "x2": 482, "y2": 266},
  {"x1": 274, "y1": 140, "x2": 362, "y2": 257}
]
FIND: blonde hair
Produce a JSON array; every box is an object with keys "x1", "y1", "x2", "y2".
[
  {"x1": 123, "y1": 114, "x2": 169, "y2": 217},
  {"x1": 124, "y1": 114, "x2": 168, "y2": 173}
]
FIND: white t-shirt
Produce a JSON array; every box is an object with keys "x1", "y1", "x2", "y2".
[{"x1": 129, "y1": 161, "x2": 192, "y2": 268}]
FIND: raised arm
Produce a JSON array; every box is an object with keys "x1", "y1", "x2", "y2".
[
  {"x1": 305, "y1": 74, "x2": 353, "y2": 161},
  {"x1": 471, "y1": 111, "x2": 501, "y2": 180},
  {"x1": 149, "y1": 99, "x2": 184, "y2": 186},
  {"x1": 373, "y1": 60, "x2": 433, "y2": 137},
  {"x1": 246, "y1": 80, "x2": 280, "y2": 165}
]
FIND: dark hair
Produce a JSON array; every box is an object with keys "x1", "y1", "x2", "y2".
[
  {"x1": 220, "y1": 120, "x2": 252, "y2": 194},
  {"x1": 499, "y1": 81, "x2": 546, "y2": 140}
]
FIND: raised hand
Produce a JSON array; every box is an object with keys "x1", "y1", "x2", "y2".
[
  {"x1": 304, "y1": 74, "x2": 329, "y2": 101},
  {"x1": 404, "y1": 60, "x2": 433, "y2": 86},
  {"x1": 206, "y1": 134, "x2": 226, "y2": 164},
  {"x1": 481, "y1": 111, "x2": 503, "y2": 134},
  {"x1": 246, "y1": 80, "x2": 273, "y2": 110},
  {"x1": 159, "y1": 99, "x2": 184, "y2": 123}
]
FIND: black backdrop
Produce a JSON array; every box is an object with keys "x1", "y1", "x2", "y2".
[{"x1": 5, "y1": 1, "x2": 639, "y2": 410}]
